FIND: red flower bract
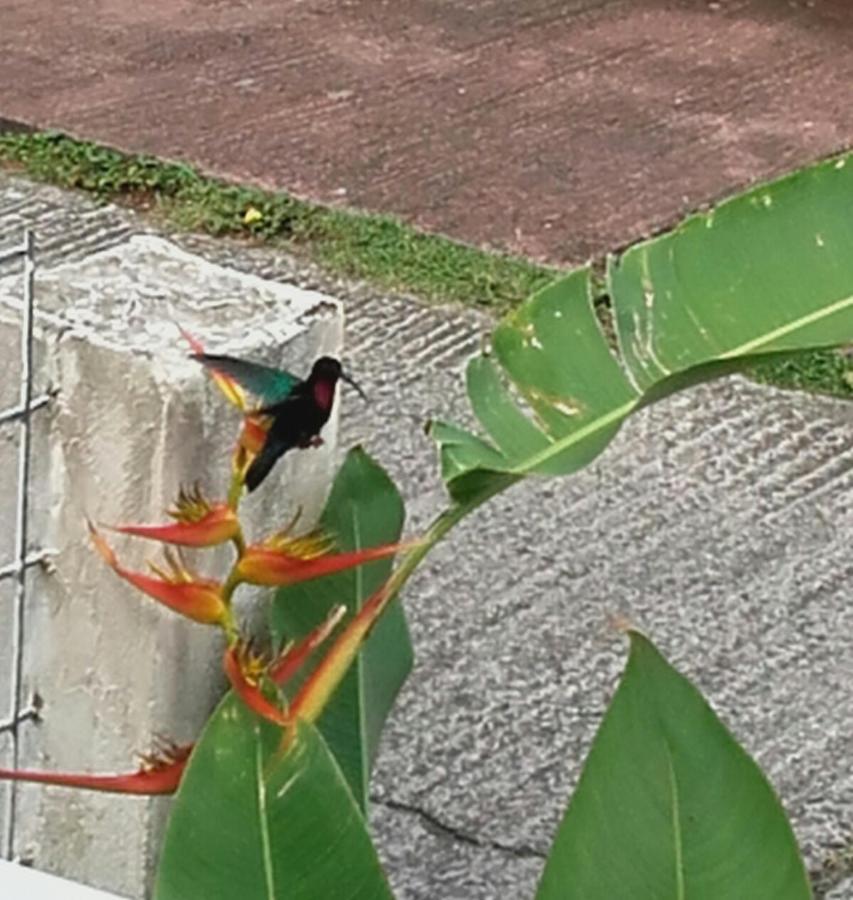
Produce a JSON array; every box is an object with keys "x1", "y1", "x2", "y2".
[
  {"x1": 89, "y1": 522, "x2": 226, "y2": 625},
  {"x1": 236, "y1": 535, "x2": 410, "y2": 588},
  {"x1": 224, "y1": 644, "x2": 289, "y2": 728},
  {"x1": 109, "y1": 485, "x2": 239, "y2": 548},
  {"x1": 0, "y1": 743, "x2": 191, "y2": 795}
]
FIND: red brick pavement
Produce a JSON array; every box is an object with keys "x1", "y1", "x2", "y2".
[{"x1": 2, "y1": 0, "x2": 852, "y2": 264}]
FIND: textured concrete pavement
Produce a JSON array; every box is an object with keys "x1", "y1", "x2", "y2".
[
  {"x1": 3, "y1": 1, "x2": 853, "y2": 264},
  {"x1": 1, "y1": 175, "x2": 851, "y2": 898}
]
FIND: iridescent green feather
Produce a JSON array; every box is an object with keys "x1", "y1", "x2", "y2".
[{"x1": 193, "y1": 354, "x2": 301, "y2": 405}]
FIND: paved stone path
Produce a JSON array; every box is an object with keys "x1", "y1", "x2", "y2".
[
  {"x1": 2, "y1": 176, "x2": 852, "y2": 898},
  {"x1": 2, "y1": 1, "x2": 853, "y2": 264}
]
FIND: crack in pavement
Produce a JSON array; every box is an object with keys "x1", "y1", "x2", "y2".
[{"x1": 371, "y1": 795, "x2": 547, "y2": 862}]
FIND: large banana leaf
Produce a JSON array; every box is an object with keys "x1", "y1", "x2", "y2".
[
  {"x1": 433, "y1": 152, "x2": 853, "y2": 502},
  {"x1": 537, "y1": 632, "x2": 810, "y2": 900},
  {"x1": 155, "y1": 695, "x2": 394, "y2": 900},
  {"x1": 270, "y1": 447, "x2": 411, "y2": 812}
]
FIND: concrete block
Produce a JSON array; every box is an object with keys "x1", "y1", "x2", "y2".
[{"x1": 0, "y1": 235, "x2": 342, "y2": 897}]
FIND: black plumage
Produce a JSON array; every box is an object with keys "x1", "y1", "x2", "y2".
[{"x1": 193, "y1": 354, "x2": 364, "y2": 492}]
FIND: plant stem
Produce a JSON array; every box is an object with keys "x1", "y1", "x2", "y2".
[
  {"x1": 286, "y1": 485, "x2": 505, "y2": 727},
  {"x1": 384, "y1": 500, "x2": 475, "y2": 600},
  {"x1": 231, "y1": 528, "x2": 246, "y2": 557},
  {"x1": 383, "y1": 473, "x2": 517, "y2": 602},
  {"x1": 221, "y1": 565, "x2": 242, "y2": 600}
]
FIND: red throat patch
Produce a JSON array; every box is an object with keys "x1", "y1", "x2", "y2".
[{"x1": 313, "y1": 379, "x2": 335, "y2": 411}]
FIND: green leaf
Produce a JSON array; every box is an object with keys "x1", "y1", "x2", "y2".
[
  {"x1": 433, "y1": 152, "x2": 853, "y2": 501},
  {"x1": 536, "y1": 632, "x2": 811, "y2": 900},
  {"x1": 270, "y1": 447, "x2": 412, "y2": 811},
  {"x1": 155, "y1": 695, "x2": 394, "y2": 900}
]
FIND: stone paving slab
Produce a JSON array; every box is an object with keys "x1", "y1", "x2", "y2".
[
  {"x1": 1, "y1": 175, "x2": 853, "y2": 898},
  {"x1": 2, "y1": 1, "x2": 853, "y2": 264}
]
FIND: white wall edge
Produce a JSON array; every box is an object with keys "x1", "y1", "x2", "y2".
[{"x1": 0, "y1": 860, "x2": 129, "y2": 899}]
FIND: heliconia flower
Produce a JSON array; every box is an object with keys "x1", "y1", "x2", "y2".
[
  {"x1": 269, "y1": 603, "x2": 347, "y2": 685},
  {"x1": 225, "y1": 605, "x2": 347, "y2": 727},
  {"x1": 107, "y1": 484, "x2": 240, "y2": 548},
  {"x1": 89, "y1": 522, "x2": 226, "y2": 625},
  {"x1": 289, "y1": 583, "x2": 394, "y2": 726},
  {"x1": 178, "y1": 326, "x2": 248, "y2": 410},
  {"x1": 235, "y1": 529, "x2": 411, "y2": 588},
  {"x1": 239, "y1": 414, "x2": 270, "y2": 456},
  {"x1": 231, "y1": 414, "x2": 271, "y2": 485},
  {"x1": 223, "y1": 643, "x2": 289, "y2": 727},
  {"x1": 0, "y1": 741, "x2": 191, "y2": 795}
]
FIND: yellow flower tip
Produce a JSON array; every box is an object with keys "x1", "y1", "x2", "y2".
[
  {"x1": 161, "y1": 546, "x2": 191, "y2": 581},
  {"x1": 234, "y1": 640, "x2": 268, "y2": 685},
  {"x1": 106, "y1": 488, "x2": 239, "y2": 548},
  {"x1": 224, "y1": 644, "x2": 290, "y2": 728},
  {"x1": 137, "y1": 737, "x2": 193, "y2": 776},
  {"x1": 168, "y1": 483, "x2": 212, "y2": 523},
  {"x1": 243, "y1": 206, "x2": 264, "y2": 225},
  {"x1": 263, "y1": 527, "x2": 336, "y2": 560}
]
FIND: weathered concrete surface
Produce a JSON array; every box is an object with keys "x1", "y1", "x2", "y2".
[
  {"x1": 2, "y1": 175, "x2": 853, "y2": 899},
  {"x1": 2, "y1": 1, "x2": 853, "y2": 264},
  {"x1": 0, "y1": 220, "x2": 342, "y2": 896},
  {"x1": 829, "y1": 877, "x2": 853, "y2": 900}
]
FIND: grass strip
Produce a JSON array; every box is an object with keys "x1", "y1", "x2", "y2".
[
  {"x1": 0, "y1": 129, "x2": 849, "y2": 398},
  {"x1": 0, "y1": 130, "x2": 553, "y2": 313}
]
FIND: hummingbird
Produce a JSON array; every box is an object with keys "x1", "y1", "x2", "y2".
[{"x1": 192, "y1": 353, "x2": 366, "y2": 492}]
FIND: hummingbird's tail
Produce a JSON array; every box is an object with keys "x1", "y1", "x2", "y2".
[{"x1": 244, "y1": 441, "x2": 281, "y2": 493}]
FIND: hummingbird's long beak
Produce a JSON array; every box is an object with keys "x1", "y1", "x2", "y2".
[{"x1": 341, "y1": 370, "x2": 368, "y2": 402}]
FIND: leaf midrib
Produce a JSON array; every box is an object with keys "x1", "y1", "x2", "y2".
[
  {"x1": 255, "y1": 729, "x2": 276, "y2": 900},
  {"x1": 719, "y1": 292, "x2": 853, "y2": 359},
  {"x1": 665, "y1": 744, "x2": 686, "y2": 900},
  {"x1": 511, "y1": 293, "x2": 853, "y2": 477}
]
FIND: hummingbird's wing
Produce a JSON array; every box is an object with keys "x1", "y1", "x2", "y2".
[{"x1": 192, "y1": 354, "x2": 301, "y2": 404}]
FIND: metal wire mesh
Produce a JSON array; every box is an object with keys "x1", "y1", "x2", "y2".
[{"x1": 0, "y1": 231, "x2": 49, "y2": 860}]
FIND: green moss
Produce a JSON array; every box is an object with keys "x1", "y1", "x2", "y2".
[{"x1": 1, "y1": 129, "x2": 850, "y2": 398}]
